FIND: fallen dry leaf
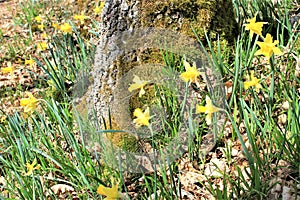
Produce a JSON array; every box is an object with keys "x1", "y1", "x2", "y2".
[{"x1": 47, "y1": 184, "x2": 78, "y2": 199}]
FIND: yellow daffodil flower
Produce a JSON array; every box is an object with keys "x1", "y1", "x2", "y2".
[
  {"x1": 24, "y1": 158, "x2": 41, "y2": 176},
  {"x1": 52, "y1": 22, "x2": 60, "y2": 30},
  {"x1": 243, "y1": 71, "x2": 262, "y2": 93},
  {"x1": 97, "y1": 183, "x2": 121, "y2": 200},
  {"x1": 196, "y1": 95, "x2": 221, "y2": 125},
  {"x1": 128, "y1": 75, "x2": 149, "y2": 97},
  {"x1": 37, "y1": 24, "x2": 44, "y2": 31},
  {"x1": 41, "y1": 32, "x2": 48, "y2": 39},
  {"x1": 180, "y1": 60, "x2": 201, "y2": 83},
  {"x1": 0, "y1": 116, "x2": 7, "y2": 123},
  {"x1": 94, "y1": 2, "x2": 105, "y2": 15},
  {"x1": 25, "y1": 56, "x2": 35, "y2": 67},
  {"x1": 34, "y1": 15, "x2": 42, "y2": 23},
  {"x1": 37, "y1": 42, "x2": 47, "y2": 51},
  {"x1": 60, "y1": 23, "x2": 72, "y2": 34},
  {"x1": 20, "y1": 92, "x2": 39, "y2": 113},
  {"x1": 255, "y1": 33, "x2": 283, "y2": 60},
  {"x1": 1, "y1": 63, "x2": 14, "y2": 75},
  {"x1": 73, "y1": 12, "x2": 88, "y2": 24},
  {"x1": 244, "y1": 15, "x2": 267, "y2": 39},
  {"x1": 133, "y1": 107, "x2": 151, "y2": 127}
]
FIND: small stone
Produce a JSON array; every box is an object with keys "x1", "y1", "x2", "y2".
[
  {"x1": 240, "y1": 167, "x2": 251, "y2": 181},
  {"x1": 245, "y1": 140, "x2": 251, "y2": 150},
  {"x1": 204, "y1": 158, "x2": 228, "y2": 178},
  {"x1": 157, "y1": 14, "x2": 163, "y2": 20},
  {"x1": 282, "y1": 101, "x2": 289, "y2": 110},
  {"x1": 278, "y1": 114, "x2": 287, "y2": 125},
  {"x1": 282, "y1": 186, "x2": 292, "y2": 200},
  {"x1": 237, "y1": 151, "x2": 246, "y2": 159},
  {"x1": 231, "y1": 148, "x2": 239, "y2": 157},
  {"x1": 148, "y1": 190, "x2": 161, "y2": 200},
  {"x1": 274, "y1": 183, "x2": 282, "y2": 192},
  {"x1": 120, "y1": 2, "x2": 129, "y2": 11}
]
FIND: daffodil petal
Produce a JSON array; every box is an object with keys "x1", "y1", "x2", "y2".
[
  {"x1": 183, "y1": 60, "x2": 191, "y2": 69},
  {"x1": 128, "y1": 83, "x2": 143, "y2": 92},
  {"x1": 97, "y1": 184, "x2": 120, "y2": 199},
  {"x1": 244, "y1": 81, "x2": 252, "y2": 90},
  {"x1": 139, "y1": 88, "x2": 145, "y2": 97},
  {"x1": 273, "y1": 47, "x2": 282, "y2": 55},
  {"x1": 133, "y1": 108, "x2": 143, "y2": 118},
  {"x1": 206, "y1": 113, "x2": 212, "y2": 125},
  {"x1": 196, "y1": 105, "x2": 206, "y2": 113},
  {"x1": 254, "y1": 49, "x2": 263, "y2": 56},
  {"x1": 20, "y1": 99, "x2": 31, "y2": 107}
]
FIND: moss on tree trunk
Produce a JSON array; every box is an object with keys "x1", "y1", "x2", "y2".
[{"x1": 139, "y1": 0, "x2": 238, "y2": 43}]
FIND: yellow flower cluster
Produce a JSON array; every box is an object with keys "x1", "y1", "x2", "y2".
[
  {"x1": 128, "y1": 60, "x2": 222, "y2": 126},
  {"x1": 243, "y1": 15, "x2": 283, "y2": 92},
  {"x1": 31, "y1": 2, "x2": 105, "y2": 52},
  {"x1": 244, "y1": 15, "x2": 282, "y2": 61}
]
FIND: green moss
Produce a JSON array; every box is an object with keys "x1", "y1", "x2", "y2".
[
  {"x1": 103, "y1": 118, "x2": 140, "y2": 152},
  {"x1": 138, "y1": 0, "x2": 238, "y2": 46}
]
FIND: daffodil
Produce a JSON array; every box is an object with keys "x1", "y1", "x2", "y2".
[
  {"x1": 41, "y1": 32, "x2": 48, "y2": 39},
  {"x1": 73, "y1": 12, "x2": 88, "y2": 24},
  {"x1": 1, "y1": 63, "x2": 14, "y2": 75},
  {"x1": 60, "y1": 23, "x2": 72, "y2": 34},
  {"x1": 133, "y1": 107, "x2": 151, "y2": 127},
  {"x1": 34, "y1": 15, "x2": 42, "y2": 23},
  {"x1": 97, "y1": 183, "x2": 121, "y2": 200},
  {"x1": 24, "y1": 158, "x2": 41, "y2": 176},
  {"x1": 20, "y1": 92, "x2": 39, "y2": 113},
  {"x1": 243, "y1": 71, "x2": 262, "y2": 93},
  {"x1": 0, "y1": 116, "x2": 7, "y2": 123},
  {"x1": 37, "y1": 42, "x2": 47, "y2": 51},
  {"x1": 255, "y1": 33, "x2": 282, "y2": 60},
  {"x1": 25, "y1": 56, "x2": 35, "y2": 67},
  {"x1": 244, "y1": 15, "x2": 267, "y2": 39},
  {"x1": 180, "y1": 60, "x2": 201, "y2": 83},
  {"x1": 94, "y1": 2, "x2": 105, "y2": 15},
  {"x1": 196, "y1": 95, "x2": 221, "y2": 125},
  {"x1": 37, "y1": 24, "x2": 44, "y2": 31},
  {"x1": 52, "y1": 22, "x2": 60, "y2": 30},
  {"x1": 128, "y1": 75, "x2": 149, "y2": 97}
]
